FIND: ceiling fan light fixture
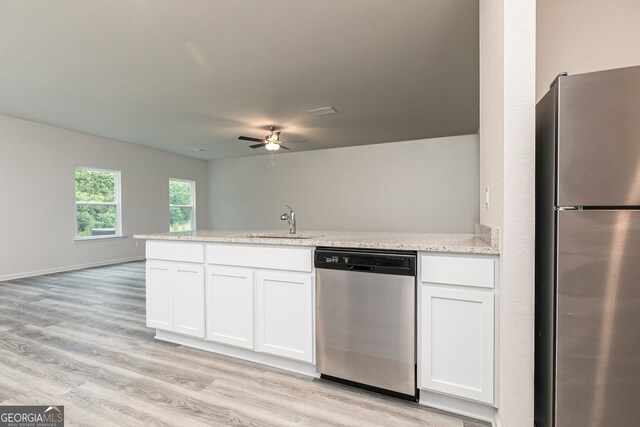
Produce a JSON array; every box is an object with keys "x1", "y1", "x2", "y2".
[
  {"x1": 265, "y1": 141, "x2": 280, "y2": 151},
  {"x1": 239, "y1": 126, "x2": 301, "y2": 152}
]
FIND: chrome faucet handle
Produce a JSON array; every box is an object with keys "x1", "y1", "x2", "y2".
[{"x1": 281, "y1": 205, "x2": 296, "y2": 234}]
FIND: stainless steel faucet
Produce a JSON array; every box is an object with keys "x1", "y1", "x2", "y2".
[{"x1": 280, "y1": 205, "x2": 296, "y2": 234}]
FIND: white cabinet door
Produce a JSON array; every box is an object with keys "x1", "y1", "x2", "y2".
[
  {"x1": 146, "y1": 261, "x2": 174, "y2": 331},
  {"x1": 420, "y1": 285, "x2": 494, "y2": 404},
  {"x1": 255, "y1": 270, "x2": 313, "y2": 363},
  {"x1": 205, "y1": 266, "x2": 254, "y2": 349},
  {"x1": 172, "y1": 263, "x2": 205, "y2": 338},
  {"x1": 146, "y1": 260, "x2": 205, "y2": 337}
]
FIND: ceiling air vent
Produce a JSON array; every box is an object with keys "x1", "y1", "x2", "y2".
[{"x1": 307, "y1": 106, "x2": 337, "y2": 116}]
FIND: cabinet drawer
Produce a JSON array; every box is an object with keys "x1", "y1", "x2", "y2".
[
  {"x1": 146, "y1": 241, "x2": 205, "y2": 263},
  {"x1": 206, "y1": 244, "x2": 312, "y2": 272},
  {"x1": 421, "y1": 254, "x2": 494, "y2": 288}
]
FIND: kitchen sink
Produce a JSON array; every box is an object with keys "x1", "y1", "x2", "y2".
[{"x1": 236, "y1": 233, "x2": 318, "y2": 239}]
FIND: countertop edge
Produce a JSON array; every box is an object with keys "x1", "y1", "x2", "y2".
[{"x1": 133, "y1": 229, "x2": 500, "y2": 256}]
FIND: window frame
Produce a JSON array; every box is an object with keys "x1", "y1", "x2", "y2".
[
  {"x1": 169, "y1": 178, "x2": 196, "y2": 232},
  {"x1": 74, "y1": 167, "x2": 122, "y2": 241}
]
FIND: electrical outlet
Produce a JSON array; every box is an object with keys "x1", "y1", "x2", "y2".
[{"x1": 485, "y1": 187, "x2": 490, "y2": 208}]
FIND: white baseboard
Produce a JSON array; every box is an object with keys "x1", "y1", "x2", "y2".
[
  {"x1": 155, "y1": 329, "x2": 319, "y2": 378},
  {"x1": 419, "y1": 389, "x2": 497, "y2": 424},
  {"x1": 0, "y1": 256, "x2": 145, "y2": 282}
]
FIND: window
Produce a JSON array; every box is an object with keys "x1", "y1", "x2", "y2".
[
  {"x1": 169, "y1": 179, "x2": 195, "y2": 232},
  {"x1": 75, "y1": 167, "x2": 121, "y2": 239}
]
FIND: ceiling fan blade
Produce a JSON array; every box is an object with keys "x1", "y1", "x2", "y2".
[
  {"x1": 239, "y1": 136, "x2": 264, "y2": 143},
  {"x1": 279, "y1": 145, "x2": 290, "y2": 150},
  {"x1": 274, "y1": 131, "x2": 281, "y2": 138},
  {"x1": 250, "y1": 143, "x2": 265, "y2": 149}
]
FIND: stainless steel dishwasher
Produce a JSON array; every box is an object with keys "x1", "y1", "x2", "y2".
[{"x1": 315, "y1": 247, "x2": 417, "y2": 400}]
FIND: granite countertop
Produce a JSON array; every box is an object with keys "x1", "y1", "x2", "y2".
[{"x1": 134, "y1": 225, "x2": 499, "y2": 255}]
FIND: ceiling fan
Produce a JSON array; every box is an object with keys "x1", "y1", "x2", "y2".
[{"x1": 238, "y1": 126, "x2": 306, "y2": 151}]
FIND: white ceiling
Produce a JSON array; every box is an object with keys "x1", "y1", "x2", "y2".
[{"x1": 0, "y1": 1, "x2": 478, "y2": 160}]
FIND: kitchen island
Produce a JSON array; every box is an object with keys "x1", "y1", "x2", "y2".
[{"x1": 134, "y1": 226, "x2": 499, "y2": 422}]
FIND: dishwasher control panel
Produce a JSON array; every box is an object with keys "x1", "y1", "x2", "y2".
[{"x1": 315, "y1": 248, "x2": 416, "y2": 276}]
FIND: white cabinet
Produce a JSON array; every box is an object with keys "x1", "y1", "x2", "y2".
[
  {"x1": 420, "y1": 285, "x2": 494, "y2": 403},
  {"x1": 172, "y1": 263, "x2": 205, "y2": 338},
  {"x1": 207, "y1": 244, "x2": 312, "y2": 272},
  {"x1": 146, "y1": 260, "x2": 205, "y2": 338},
  {"x1": 205, "y1": 266, "x2": 254, "y2": 349},
  {"x1": 146, "y1": 261, "x2": 173, "y2": 330},
  {"x1": 419, "y1": 253, "x2": 496, "y2": 405},
  {"x1": 255, "y1": 270, "x2": 313, "y2": 363},
  {"x1": 146, "y1": 242, "x2": 313, "y2": 368},
  {"x1": 205, "y1": 243, "x2": 315, "y2": 363}
]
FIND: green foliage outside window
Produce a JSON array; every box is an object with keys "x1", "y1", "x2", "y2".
[
  {"x1": 76, "y1": 169, "x2": 115, "y2": 202},
  {"x1": 77, "y1": 205, "x2": 116, "y2": 236},
  {"x1": 170, "y1": 180, "x2": 194, "y2": 232},
  {"x1": 75, "y1": 169, "x2": 118, "y2": 237}
]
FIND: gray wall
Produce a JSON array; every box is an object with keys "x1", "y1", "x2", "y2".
[
  {"x1": 208, "y1": 134, "x2": 479, "y2": 233},
  {"x1": 537, "y1": 0, "x2": 640, "y2": 101},
  {"x1": 0, "y1": 114, "x2": 208, "y2": 279}
]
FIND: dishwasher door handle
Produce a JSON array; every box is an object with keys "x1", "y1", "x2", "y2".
[{"x1": 348, "y1": 265, "x2": 375, "y2": 272}]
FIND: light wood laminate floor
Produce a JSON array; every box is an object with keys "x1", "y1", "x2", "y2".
[{"x1": 0, "y1": 262, "x2": 490, "y2": 427}]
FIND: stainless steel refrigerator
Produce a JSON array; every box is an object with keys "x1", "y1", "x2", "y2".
[{"x1": 535, "y1": 65, "x2": 640, "y2": 427}]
